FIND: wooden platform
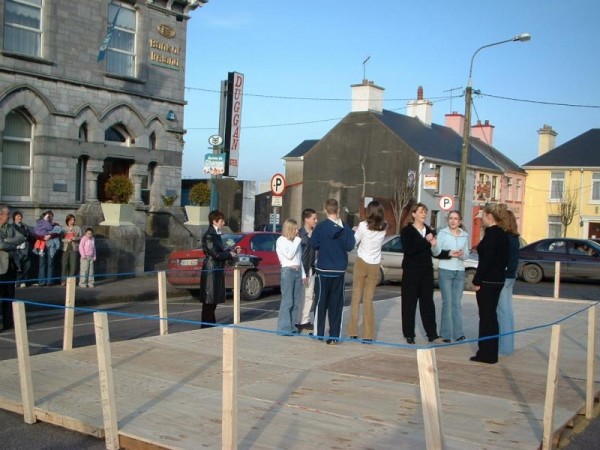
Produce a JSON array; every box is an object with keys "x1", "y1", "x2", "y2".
[{"x1": 0, "y1": 293, "x2": 598, "y2": 449}]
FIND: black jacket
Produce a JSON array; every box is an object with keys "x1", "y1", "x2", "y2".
[
  {"x1": 199, "y1": 226, "x2": 234, "y2": 304},
  {"x1": 299, "y1": 227, "x2": 316, "y2": 275},
  {"x1": 473, "y1": 225, "x2": 509, "y2": 286},
  {"x1": 400, "y1": 223, "x2": 435, "y2": 271}
]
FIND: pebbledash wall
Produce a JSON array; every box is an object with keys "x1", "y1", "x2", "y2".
[{"x1": 0, "y1": 0, "x2": 207, "y2": 274}]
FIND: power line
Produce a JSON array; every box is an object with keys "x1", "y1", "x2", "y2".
[{"x1": 480, "y1": 92, "x2": 600, "y2": 109}]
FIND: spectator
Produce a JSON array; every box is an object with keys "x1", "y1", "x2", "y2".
[
  {"x1": 34, "y1": 210, "x2": 61, "y2": 286},
  {"x1": 198, "y1": 210, "x2": 237, "y2": 328},
  {"x1": 276, "y1": 218, "x2": 304, "y2": 335},
  {"x1": 61, "y1": 214, "x2": 82, "y2": 286},
  {"x1": 347, "y1": 200, "x2": 387, "y2": 343},
  {"x1": 0, "y1": 204, "x2": 26, "y2": 332},
  {"x1": 78, "y1": 227, "x2": 96, "y2": 288},
  {"x1": 309, "y1": 199, "x2": 355, "y2": 345},
  {"x1": 12, "y1": 211, "x2": 33, "y2": 288},
  {"x1": 296, "y1": 208, "x2": 318, "y2": 332}
]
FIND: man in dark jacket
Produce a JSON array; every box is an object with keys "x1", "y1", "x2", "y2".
[
  {"x1": 310, "y1": 199, "x2": 355, "y2": 344},
  {"x1": 199, "y1": 210, "x2": 236, "y2": 328},
  {"x1": 296, "y1": 208, "x2": 317, "y2": 331}
]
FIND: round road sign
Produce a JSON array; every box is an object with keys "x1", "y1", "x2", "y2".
[
  {"x1": 208, "y1": 135, "x2": 223, "y2": 146},
  {"x1": 270, "y1": 173, "x2": 286, "y2": 196},
  {"x1": 438, "y1": 195, "x2": 454, "y2": 211}
]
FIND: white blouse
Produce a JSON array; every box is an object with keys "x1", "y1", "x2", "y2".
[
  {"x1": 276, "y1": 236, "x2": 306, "y2": 278},
  {"x1": 354, "y1": 220, "x2": 386, "y2": 265}
]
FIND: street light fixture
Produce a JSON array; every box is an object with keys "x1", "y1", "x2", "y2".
[{"x1": 458, "y1": 33, "x2": 531, "y2": 216}]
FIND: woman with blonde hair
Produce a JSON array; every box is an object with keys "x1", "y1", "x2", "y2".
[
  {"x1": 347, "y1": 200, "x2": 387, "y2": 343},
  {"x1": 276, "y1": 218, "x2": 305, "y2": 335},
  {"x1": 497, "y1": 205, "x2": 520, "y2": 355},
  {"x1": 470, "y1": 203, "x2": 509, "y2": 364}
]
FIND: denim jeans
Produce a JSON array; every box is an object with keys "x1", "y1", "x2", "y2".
[
  {"x1": 438, "y1": 268, "x2": 465, "y2": 340},
  {"x1": 497, "y1": 278, "x2": 515, "y2": 355},
  {"x1": 277, "y1": 267, "x2": 302, "y2": 334}
]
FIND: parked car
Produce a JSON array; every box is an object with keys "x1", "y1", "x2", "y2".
[
  {"x1": 518, "y1": 238, "x2": 600, "y2": 283},
  {"x1": 167, "y1": 232, "x2": 281, "y2": 300},
  {"x1": 347, "y1": 234, "x2": 479, "y2": 290}
]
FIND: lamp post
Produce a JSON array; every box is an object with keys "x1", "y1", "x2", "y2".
[{"x1": 458, "y1": 33, "x2": 531, "y2": 216}]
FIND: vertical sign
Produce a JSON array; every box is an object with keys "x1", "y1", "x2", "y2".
[{"x1": 223, "y1": 72, "x2": 244, "y2": 177}]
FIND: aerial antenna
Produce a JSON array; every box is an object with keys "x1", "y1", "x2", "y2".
[
  {"x1": 443, "y1": 86, "x2": 463, "y2": 112},
  {"x1": 362, "y1": 56, "x2": 371, "y2": 81}
]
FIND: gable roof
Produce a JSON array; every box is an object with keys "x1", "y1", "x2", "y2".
[
  {"x1": 523, "y1": 128, "x2": 600, "y2": 167},
  {"x1": 374, "y1": 110, "x2": 500, "y2": 171},
  {"x1": 283, "y1": 139, "x2": 319, "y2": 159},
  {"x1": 470, "y1": 137, "x2": 526, "y2": 174}
]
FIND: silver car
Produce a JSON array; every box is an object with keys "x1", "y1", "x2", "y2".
[{"x1": 347, "y1": 234, "x2": 478, "y2": 290}]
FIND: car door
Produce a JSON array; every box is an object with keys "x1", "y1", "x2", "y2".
[
  {"x1": 381, "y1": 235, "x2": 404, "y2": 282},
  {"x1": 535, "y1": 239, "x2": 569, "y2": 278},
  {"x1": 248, "y1": 233, "x2": 280, "y2": 287},
  {"x1": 566, "y1": 241, "x2": 600, "y2": 280}
]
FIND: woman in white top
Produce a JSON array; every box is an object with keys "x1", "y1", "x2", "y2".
[
  {"x1": 432, "y1": 210, "x2": 470, "y2": 343},
  {"x1": 276, "y1": 218, "x2": 305, "y2": 335},
  {"x1": 347, "y1": 201, "x2": 387, "y2": 342}
]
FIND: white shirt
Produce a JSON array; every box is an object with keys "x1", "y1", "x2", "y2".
[
  {"x1": 276, "y1": 236, "x2": 306, "y2": 278},
  {"x1": 354, "y1": 220, "x2": 386, "y2": 265}
]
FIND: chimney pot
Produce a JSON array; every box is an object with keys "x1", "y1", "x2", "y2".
[{"x1": 417, "y1": 86, "x2": 423, "y2": 101}]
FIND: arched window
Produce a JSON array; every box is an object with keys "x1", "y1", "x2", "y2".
[
  {"x1": 149, "y1": 132, "x2": 156, "y2": 151},
  {"x1": 1, "y1": 109, "x2": 32, "y2": 198},
  {"x1": 79, "y1": 123, "x2": 88, "y2": 143},
  {"x1": 105, "y1": 124, "x2": 130, "y2": 145}
]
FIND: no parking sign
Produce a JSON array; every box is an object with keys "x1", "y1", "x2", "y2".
[{"x1": 438, "y1": 195, "x2": 454, "y2": 211}]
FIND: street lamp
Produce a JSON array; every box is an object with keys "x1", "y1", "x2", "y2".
[{"x1": 458, "y1": 33, "x2": 531, "y2": 216}]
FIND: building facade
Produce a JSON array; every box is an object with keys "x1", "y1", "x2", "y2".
[{"x1": 0, "y1": 0, "x2": 205, "y2": 223}]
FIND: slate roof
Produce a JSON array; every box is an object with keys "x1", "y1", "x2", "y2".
[
  {"x1": 470, "y1": 137, "x2": 526, "y2": 173},
  {"x1": 523, "y1": 129, "x2": 600, "y2": 167},
  {"x1": 283, "y1": 139, "x2": 319, "y2": 158}
]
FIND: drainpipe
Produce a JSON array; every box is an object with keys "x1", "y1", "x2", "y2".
[
  {"x1": 417, "y1": 156, "x2": 425, "y2": 203},
  {"x1": 579, "y1": 168, "x2": 584, "y2": 238}
]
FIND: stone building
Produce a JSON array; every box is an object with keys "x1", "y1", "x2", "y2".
[{"x1": 0, "y1": 0, "x2": 207, "y2": 274}]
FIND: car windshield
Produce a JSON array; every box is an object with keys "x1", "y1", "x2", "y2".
[{"x1": 221, "y1": 234, "x2": 244, "y2": 248}]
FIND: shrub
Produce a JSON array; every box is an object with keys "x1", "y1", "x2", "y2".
[
  {"x1": 161, "y1": 193, "x2": 178, "y2": 206},
  {"x1": 189, "y1": 183, "x2": 210, "y2": 206},
  {"x1": 104, "y1": 174, "x2": 134, "y2": 203}
]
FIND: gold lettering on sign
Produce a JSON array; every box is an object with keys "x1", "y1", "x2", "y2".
[
  {"x1": 149, "y1": 39, "x2": 181, "y2": 69},
  {"x1": 158, "y1": 24, "x2": 176, "y2": 39}
]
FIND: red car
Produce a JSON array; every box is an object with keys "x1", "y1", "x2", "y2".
[{"x1": 166, "y1": 232, "x2": 281, "y2": 300}]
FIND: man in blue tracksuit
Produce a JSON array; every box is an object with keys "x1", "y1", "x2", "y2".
[{"x1": 309, "y1": 199, "x2": 355, "y2": 344}]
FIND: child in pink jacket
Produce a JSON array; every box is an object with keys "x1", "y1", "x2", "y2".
[{"x1": 78, "y1": 228, "x2": 96, "y2": 288}]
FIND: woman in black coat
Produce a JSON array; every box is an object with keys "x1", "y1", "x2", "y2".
[
  {"x1": 199, "y1": 210, "x2": 236, "y2": 328},
  {"x1": 470, "y1": 203, "x2": 509, "y2": 364}
]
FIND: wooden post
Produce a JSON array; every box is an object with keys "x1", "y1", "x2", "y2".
[
  {"x1": 13, "y1": 301, "x2": 36, "y2": 424},
  {"x1": 93, "y1": 312, "x2": 119, "y2": 450},
  {"x1": 542, "y1": 324, "x2": 561, "y2": 450},
  {"x1": 233, "y1": 268, "x2": 240, "y2": 325},
  {"x1": 553, "y1": 262, "x2": 561, "y2": 300},
  {"x1": 63, "y1": 277, "x2": 76, "y2": 351},
  {"x1": 222, "y1": 327, "x2": 238, "y2": 450},
  {"x1": 417, "y1": 348, "x2": 445, "y2": 450},
  {"x1": 158, "y1": 271, "x2": 168, "y2": 336},
  {"x1": 586, "y1": 307, "x2": 596, "y2": 419}
]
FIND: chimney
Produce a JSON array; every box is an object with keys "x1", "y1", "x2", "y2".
[
  {"x1": 406, "y1": 85, "x2": 433, "y2": 125},
  {"x1": 471, "y1": 119, "x2": 495, "y2": 146},
  {"x1": 445, "y1": 112, "x2": 465, "y2": 136},
  {"x1": 351, "y1": 79, "x2": 384, "y2": 113},
  {"x1": 537, "y1": 124, "x2": 557, "y2": 155}
]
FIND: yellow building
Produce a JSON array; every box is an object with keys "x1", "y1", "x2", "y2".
[{"x1": 522, "y1": 126, "x2": 600, "y2": 243}]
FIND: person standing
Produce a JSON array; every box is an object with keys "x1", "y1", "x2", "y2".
[
  {"x1": 11, "y1": 211, "x2": 33, "y2": 288},
  {"x1": 347, "y1": 200, "x2": 387, "y2": 343},
  {"x1": 199, "y1": 210, "x2": 236, "y2": 328},
  {"x1": 470, "y1": 203, "x2": 509, "y2": 364},
  {"x1": 400, "y1": 202, "x2": 442, "y2": 344},
  {"x1": 276, "y1": 219, "x2": 305, "y2": 335},
  {"x1": 310, "y1": 199, "x2": 355, "y2": 344},
  {"x1": 78, "y1": 228, "x2": 96, "y2": 288},
  {"x1": 0, "y1": 204, "x2": 26, "y2": 332},
  {"x1": 497, "y1": 207, "x2": 520, "y2": 356},
  {"x1": 34, "y1": 210, "x2": 60, "y2": 286},
  {"x1": 296, "y1": 208, "x2": 317, "y2": 331},
  {"x1": 61, "y1": 214, "x2": 82, "y2": 286},
  {"x1": 433, "y1": 210, "x2": 470, "y2": 343}
]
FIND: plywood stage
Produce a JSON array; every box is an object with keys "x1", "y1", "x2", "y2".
[{"x1": 0, "y1": 293, "x2": 598, "y2": 449}]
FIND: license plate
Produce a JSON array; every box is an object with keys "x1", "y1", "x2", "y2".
[{"x1": 180, "y1": 259, "x2": 199, "y2": 266}]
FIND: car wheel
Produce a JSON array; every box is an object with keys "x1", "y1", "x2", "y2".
[
  {"x1": 522, "y1": 264, "x2": 543, "y2": 283},
  {"x1": 241, "y1": 271, "x2": 263, "y2": 301},
  {"x1": 464, "y1": 269, "x2": 476, "y2": 291}
]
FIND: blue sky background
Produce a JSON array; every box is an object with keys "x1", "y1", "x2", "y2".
[{"x1": 182, "y1": 1, "x2": 600, "y2": 182}]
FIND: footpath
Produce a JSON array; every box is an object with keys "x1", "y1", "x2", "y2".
[{"x1": 13, "y1": 273, "x2": 188, "y2": 309}]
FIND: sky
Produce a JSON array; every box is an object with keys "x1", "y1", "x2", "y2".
[{"x1": 181, "y1": 0, "x2": 600, "y2": 182}]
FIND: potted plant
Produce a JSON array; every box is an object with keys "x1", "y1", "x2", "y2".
[
  {"x1": 184, "y1": 182, "x2": 211, "y2": 225},
  {"x1": 100, "y1": 174, "x2": 135, "y2": 226}
]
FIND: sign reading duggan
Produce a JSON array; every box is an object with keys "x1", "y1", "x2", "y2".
[{"x1": 223, "y1": 72, "x2": 244, "y2": 177}]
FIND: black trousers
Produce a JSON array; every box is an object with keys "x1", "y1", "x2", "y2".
[
  {"x1": 201, "y1": 302, "x2": 218, "y2": 328},
  {"x1": 475, "y1": 282, "x2": 503, "y2": 363},
  {"x1": 401, "y1": 267, "x2": 437, "y2": 339},
  {"x1": 0, "y1": 266, "x2": 17, "y2": 330},
  {"x1": 314, "y1": 273, "x2": 345, "y2": 339}
]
